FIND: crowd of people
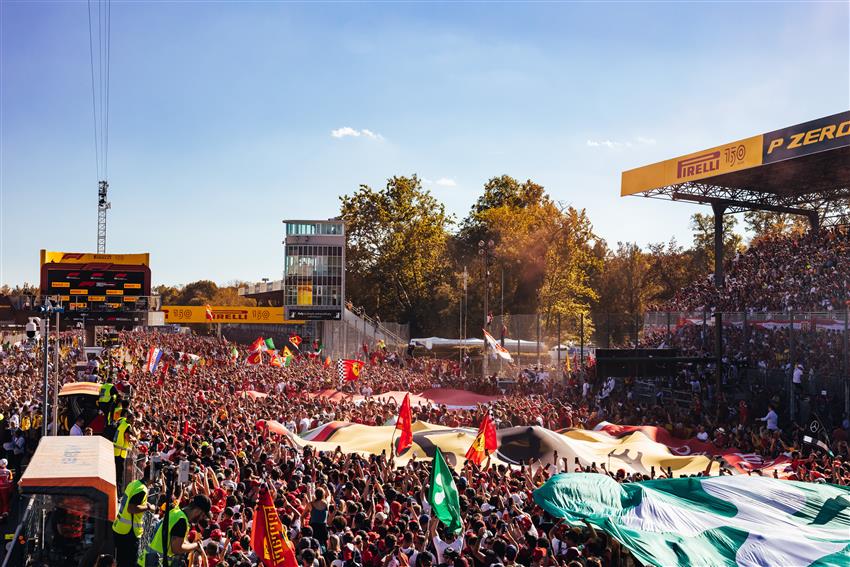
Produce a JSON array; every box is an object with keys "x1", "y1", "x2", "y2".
[
  {"x1": 1, "y1": 325, "x2": 849, "y2": 567},
  {"x1": 666, "y1": 227, "x2": 850, "y2": 313}
]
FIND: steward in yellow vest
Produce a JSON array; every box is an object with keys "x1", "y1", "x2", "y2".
[
  {"x1": 113, "y1": 479, "x2": 155, "y2": 567},
  {"x1": 113, "y1": 412, "x2": 135, "y2": 488},
  {"x1": 139, "y1": 495, "x2": 211, "y2": 567}
]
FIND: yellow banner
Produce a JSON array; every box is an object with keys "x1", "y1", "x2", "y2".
[
  {"x1": 40, "y1": 250, "x2": 150, "y2": 267},
  {"x1": 162, "y1": 305, "x2": 305, "y2": 325},
  {"x1": 51, "y1": 282, "x2": 70, "y2": 288},
  {"x1": 621, "y1": 135, "x2": 763, "y2": 196},
  {"x1": 106, "y1": 289, "x2": 124, "y2": 296},
  {"x1": 70, "y1": 289, "x2": 88, "y2": 296},
  {"x1": 124, "y1": 283, "x2": 141, "y2": 289},
  {"x1": 89, "y1": 295, "x2": 106, "y2": 302}
]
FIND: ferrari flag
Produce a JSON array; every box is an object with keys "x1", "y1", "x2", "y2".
[
  {"x1": 337, "y1": 359, "x2": 364, "y2": 382},
  {"x1": 465, "y1": 414, "x2": 497, "y2": 465},
  {"x1": 533, "y1": 473, "x2": 850, "y2": 567}
]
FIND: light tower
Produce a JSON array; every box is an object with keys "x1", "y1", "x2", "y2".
[{"x1": 97, "y1": 180, "x2": 110, "y2": 253}]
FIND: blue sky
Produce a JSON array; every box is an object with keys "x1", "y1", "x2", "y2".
[{"x1": 1, "y1": 1, "x2": 848, "y2": 287}]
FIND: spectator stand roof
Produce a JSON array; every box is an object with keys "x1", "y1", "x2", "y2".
[{"x1": 621, "y1": 110, "x2": 850, "y2": 226}]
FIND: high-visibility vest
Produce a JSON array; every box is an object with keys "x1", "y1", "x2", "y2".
[
  {"x1": 113, "y1": 480, "x2": 148, "y2": 537},
  {"x1": 140, "y1": 508, "x2": 188, "y2": 565},
  {"x1": 113, "y1": 418, "x2": 131, "y2": 458},
  {"x1": 99, "y1": 383, "x2": 114, "y2": 403}
]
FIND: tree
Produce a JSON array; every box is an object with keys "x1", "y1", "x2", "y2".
[
  {"x1": 690, "y1": 213, "x2": 743, "y2": 274},
  {"x1": 743, "y1": 210, "x2": 808, "y2": 243},
  {"x1": 645, "y1": 238, "x2": 700, "y2": 305},
  {"x1": 340, "y1": 175, "x2": 454, "y2": 334}
]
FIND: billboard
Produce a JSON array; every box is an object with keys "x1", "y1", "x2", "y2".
[
  {"x1": 40, "y1": 250, "x2": 151, "y2": 311},
  {"x1": 161, "y1": 305, "x2": 305, "y2": 325},
  {"x1": 621, "y1": 110, "x2": 850, "y2": 196}
]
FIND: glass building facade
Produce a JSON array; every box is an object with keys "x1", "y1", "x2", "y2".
[{"x1": 283, "y1": 221, "x2": 345, "y2": 316}]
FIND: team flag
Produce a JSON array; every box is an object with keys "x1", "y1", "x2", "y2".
[
  {"x1": 205, "y1": 304, "x2": 214, "y2": 321},
  {"x1": 483, "y1": 329, "x2": 513, "y2": 362},
  {"x1": 246, "y1": 350, "x2": 263, "y2": 366},
  {"x1": 323, "y1": 355, "x2": 332, "y2": 368},
  {"x1": 249, "y1": 337, "x2": 265, "y2": 353},
  {"x1": 465, "y1": 414, "x2": 497, "y2": 465},
  {"x1": 394, "y1": 393, "x2": 413, "y2": 455},
  {"x1": 337, "y1": 359, "x2": 364, "y2": 382},
  {"x1": 533, "y1": 473, "x2": 850, "y2": 567},
  {"x1": 145, "y1": 347, "x2": 163, "y2": 374},
  {"x1": 231, "y1": 346, "x2": 239, "y2": 362},
  {"x1": 428, "y1": 447, "x2": 463, "y2": 534},
  {"x1": 289, "y1": 334, "x2": 302, "y2": 347},
  {"x1": 281, "y1": 346, "x2": 295, "y2": 367},
  {"x1": 803, "y1": 414, "x2": 833, "y2": 456},
  {"x1": 251, "y1": 488, "x2": 298, "y2": 567},
  {"x1": 264, "y1": 338, "x2": 276, "y2": 351},
  {"x1": 269, "y1": 352, "x2": 284, "y2": 368}
]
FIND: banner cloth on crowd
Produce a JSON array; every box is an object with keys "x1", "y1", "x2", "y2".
[
  {"x1": 258, "y1": 417, "x2": 791, "y2": 476},
  {"x1": 534, "y1": 473, "x2": 850, "y2": 567}
]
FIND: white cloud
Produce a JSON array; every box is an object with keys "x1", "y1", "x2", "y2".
[
  {"x1": 435, "y1": 177, "x2": 457, "y2": 187},
  {"x1": 586, "y1": 136, "x2": 656, "y2": 149},
  {"x1": 330, "y1": 126, "x2": 384, "y2": 140}
]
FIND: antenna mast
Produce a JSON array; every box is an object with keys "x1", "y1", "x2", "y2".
[{"x1": 97, "y1": 180, "x2": 110, "y2": 253}]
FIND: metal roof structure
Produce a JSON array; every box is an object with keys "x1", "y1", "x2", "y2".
[{"x1": 621, "y1": 110, "x2": 850, "y2": 226}]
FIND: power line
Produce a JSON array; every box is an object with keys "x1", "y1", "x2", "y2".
[{"x1": 86, "y1": 0, "x2": 99, "y2": 179}]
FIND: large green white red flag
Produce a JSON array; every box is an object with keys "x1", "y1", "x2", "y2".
[{"x1": 533, "y1": 473, "x2": 850, "y2": 567}]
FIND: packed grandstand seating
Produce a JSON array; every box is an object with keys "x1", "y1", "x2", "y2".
[
  {"x1": 1, "y1": 327, "x2": 849, "y2": 567},
  {"x1": 666, "y1": 227, "x2": 850, "y2": 313}
]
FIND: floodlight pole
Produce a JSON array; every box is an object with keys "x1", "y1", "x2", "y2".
[{"x1": 712, "y1": 203, "x2": 726, "y2": 420}]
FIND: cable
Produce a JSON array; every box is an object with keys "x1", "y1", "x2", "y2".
[
  {"x1": 105, "y1": 0, "x2": 111, "y2": 179},
  {"x1": 87, "y1": 0, "x2": 99, "y2": 179}
]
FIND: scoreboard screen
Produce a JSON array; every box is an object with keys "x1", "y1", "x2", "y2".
[{"x1": 40, "y1": 251, "x2": 151, "y2": 311}]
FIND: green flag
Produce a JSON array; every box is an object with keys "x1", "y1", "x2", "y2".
[
  {"x1": 264, "y1": 338, "x2": 275, "y2": 351},
  {"x1": 427, "y1": 448, "x2": 462, "y2": 534},
  {"x1": 533, "y1": 473, "x2": 850, "y2": 567}
]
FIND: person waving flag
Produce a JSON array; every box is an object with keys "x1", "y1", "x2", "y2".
[
  {"x1": 428, "y1": 447, "x2": 462, "y2": 534},
  {"x1": 465, "y1": 414, "x2": 497, "y2": 465},
  {"x1": 394, "y1": 393, "x2": 413, "y2": 455}
]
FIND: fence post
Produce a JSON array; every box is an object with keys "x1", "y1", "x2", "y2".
[
  {"x1": 557, "y1": 313, "x2": 562, "y2": 381},
  {"x1": 606, "y1": 313, "x2": 611, "y2": 349},
  {"x1": 844, "y1": 309, "x2": 849, "y2": 417},
  {"x1": 536, "y1": 313, "x2": 541, "y2": 369},
  {"x1": 789, "y1": 311, "x2": 795, "y2": 421},
  {"x1": 580, "y1": 313, "x2": 585, "y2": 366}
]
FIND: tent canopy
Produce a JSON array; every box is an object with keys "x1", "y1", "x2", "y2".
[
  {"x1": 411, "y1": 337, "x2": 543, "y2": 352},
  {"x1": 19, "y1": 436, "x2": 117, "y2": 520}
]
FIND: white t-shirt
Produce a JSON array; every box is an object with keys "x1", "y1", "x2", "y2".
[
  {"x1": 432, "y1": 535, "x2": 464, "y2": 564},
  {"x1": 70, "y1": 424, "x2": 84, "y2": 436}
]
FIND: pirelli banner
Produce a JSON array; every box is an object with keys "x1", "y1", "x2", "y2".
[
  {"x1": 621, "y1": 110, "x2": 850, "y2": 196},
  {"x1": 162, "y1": 305, "x2": 305, "y2": 325}
]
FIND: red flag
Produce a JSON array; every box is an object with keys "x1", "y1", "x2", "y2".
[
  {"x1": 249, "y1": 337, "x2": 265, "y2": 353},
  {"x1": 246, "y1": 350, "x2": 263, "y2": 366},
  {"x1": 323, "y1": 355, "x2": 331, "y2": 368},
  {"x1": 394, "y1": 393, "x2": 413, "y2": 455},
  {"x1": 337, "y1": 359, "x2": 364, "y2": 382},
  {"x1": 465, "y1": 414, "x2": 497, "y2": 465},
  {"x1": 205, "y1": 304, "x2": 214, "y2": 321},
  {"x1": 251, "y1": 489, "x2": 297, "y2": 567},
  {"x1": 289, "y1": 334, "x2": 302, "y2": 347}
]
